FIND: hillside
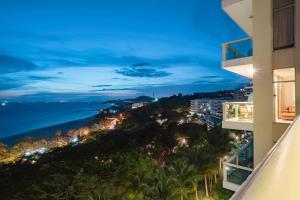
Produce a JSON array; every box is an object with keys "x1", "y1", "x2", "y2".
[{"x1": 0, "y1": 93, "x2": 234, "y2": 200}]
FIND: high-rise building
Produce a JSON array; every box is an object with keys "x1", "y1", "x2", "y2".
[{"x1": 221, "y1": 0, "x2": 300, "y2": 198}]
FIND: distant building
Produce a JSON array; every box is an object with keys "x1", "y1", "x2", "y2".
[
  {"x1": 190, "y1": 99, "x2": 235, "y2": 117},
  {"x1": 131, "y1": 102, "x2": 146, "y2": 109},
  {"x1": 190, "y1": 99, "x2": 210, "y2": 115},
  {"x1": 210, "y1": 100, "x2": 228, "y2": 117},
  {"x1": 205, "y1": 115, "x2": 222, "y2": 130},
  {"x1": 233, "y1": 86, "x2": 253, "y2": 101}
]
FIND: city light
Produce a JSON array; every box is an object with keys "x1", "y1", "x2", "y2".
[{"x1": 177, "y1": 136, "x2": 189, "y2": 147}]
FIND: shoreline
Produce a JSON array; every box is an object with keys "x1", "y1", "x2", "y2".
[{"x1": 0, "y1": 116, "x2": 95, "y2": 147}]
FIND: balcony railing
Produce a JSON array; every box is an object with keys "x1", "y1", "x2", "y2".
[
  {"x1": 223, "y1": 137, "x2": 253, "y2": 191},
  {"x1": 223, "y1": 102, "x2": 253, "y2": 122},
  {"x1": 231, "y1": 116, "x2": 300, "y2": 199},
  {"x1": 223, "y1": 162, "x2": 253, "y2": 186},
  {"x1": 222, "y1": 37, "x2": 253, "y2": 61}
]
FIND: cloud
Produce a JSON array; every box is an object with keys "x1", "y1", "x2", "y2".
[
  {"x1": 112, "y1": 78, "x2": 130, "y2": 81},
  {"x1": 200, "y1": 75, "x2": 220, "y2": 79},
  {"x1": 0, "y1": 54, "x2": 38, "y2": 74},
  {"x1": 0, "y1": 31, "x2": 62, "y2": 42},
  {"x1": 27, "y1": 75, "x2": 59, "y2": 81},
  {"x1": 92, "y1": 84, "x2": 113, "y2": 87},
  {"x1": 116, "y1": 62, "x2": 171, "y2": 78},
  {"x1": 131, "y1": 62, "x2": 151, "y2": 67},
  {"x1": 0, "y1": 75, "x2": 59, "y2": 91},
  {"x1": 0, "y1": 77, "x2": 24, "y2": 90},
  {"x1": 49, "y1": 59, "x2": 83, "y2": 67},
  {"x1": 90, "y1": 88, "x2": 133, "y2": 92},
  {"x1": 193, "y1": 75, "x2": 250, "y2": 85},
  {"x1": 7, "y1": 92, "x2": 112, "y2": 102}
]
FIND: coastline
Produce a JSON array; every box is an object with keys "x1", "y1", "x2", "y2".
[{"x1": 0, "y1": 116, "x2": 95, "y2": 147}]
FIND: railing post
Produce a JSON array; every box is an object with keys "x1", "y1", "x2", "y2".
[
  {"x1": 223, "y1": 162, "x2": 227, "y2": 182},
  {"x1": 222, "y1": 43, "x2": 227, "y2": 61}
]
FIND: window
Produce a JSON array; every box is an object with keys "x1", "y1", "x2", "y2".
[
  {"x1": 273, "y1": 68, "x2": 296, "y2": 122},
  {"x1": 273, "y1": 0, "x2": 295, "y2": 50}
]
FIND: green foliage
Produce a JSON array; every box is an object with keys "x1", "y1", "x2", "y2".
[
  {"x1": 0, "y1": 94, "x2": 233, "y2": 200},
  {"x1": 214, "y1": 183, "x2": 234, "y2": 200}
]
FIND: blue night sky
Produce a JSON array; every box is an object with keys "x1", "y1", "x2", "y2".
[{"x1": 0, "y1": 0, "x2": 249, "y2": 102}]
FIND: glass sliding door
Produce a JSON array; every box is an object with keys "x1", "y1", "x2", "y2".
[{"x1": 273, "y1": 68, "x2": 296, "y2": 122}]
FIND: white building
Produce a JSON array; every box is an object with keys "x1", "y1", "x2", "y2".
[
  {"x1": 221, "y1": 0, "x2": 300, "y2": 198},
  {"x1": 190, "y1": 99, "x2": 234, "y2": 117}
]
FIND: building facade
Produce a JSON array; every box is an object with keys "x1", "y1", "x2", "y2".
[
  {"x1": 221, "y1": 0, "x2": 300, "y2": 193},
  {"x1": 190, "y1": 99, "x2": 210, "y2": 115}
]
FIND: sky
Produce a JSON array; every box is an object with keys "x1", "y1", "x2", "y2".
[{"x1": 0, "y1": 0, "x2": 249, "y2": 102}]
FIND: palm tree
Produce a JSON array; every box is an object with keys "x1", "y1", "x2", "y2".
[
  {"x1": 189, "y1": 172, "x2": 203, "y2": 200},
  {"x1": 146, "y1": 169, "x2": 175, "y2": 200},
  {"x1": 124, "y1": 156, "x2": 155, "y2": 200},
  {"x1": 88, "y1": 188, "x2": 126, "y2": 200},
  {"x1": 168, "y1": 160, "x2": 195, "y2": 200},
  {"x1": 88, "y1": 188, "x2": 111, "y2": 200},
  {"x1": 183, "y1": 145, "x2": 220, "y2": 198}
]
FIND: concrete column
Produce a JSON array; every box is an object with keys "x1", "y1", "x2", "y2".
[{"x1": 253, "y1": 0, "x2": 274, "y2": 166}]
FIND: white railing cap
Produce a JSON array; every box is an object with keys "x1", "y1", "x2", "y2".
[
  {"x1": 223, "y1": 37, "x2": 252, "y2": 46},
  {"x1": 231, "y1": 116, "x2": 300, "y2": 200}
]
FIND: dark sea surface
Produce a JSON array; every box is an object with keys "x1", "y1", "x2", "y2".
[{"x1": 0, "y1": 102, "x2": 107, "y2": 141}]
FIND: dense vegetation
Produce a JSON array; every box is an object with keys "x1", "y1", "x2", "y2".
[{"x1": 0, "y1": 94, "x2": 234, "y2": 200}]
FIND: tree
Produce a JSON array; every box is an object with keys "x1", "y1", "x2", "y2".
[
  {"x1": 88, "y1": 187, "x2": 112, "y2": 200},
  {"x1": 124, "y1": 155, "x2": 156, "y2": 200},
  {"x1": 190, "y1": 175, "x2": 202, "y2": 200},
  {"x1": 168, "y1": 160, "x2": 195, "y2": 200},
  {"x1": 146, "y1": 169, "x2": 175, "y2": 200}
]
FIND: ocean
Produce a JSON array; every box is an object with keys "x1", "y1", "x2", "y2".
[{"x1": 0, "y1": 102, "x2": 107, "y2": 143}]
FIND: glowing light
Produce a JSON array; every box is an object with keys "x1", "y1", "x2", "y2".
[
  {"x1": 250, "y1": 68, "x2": 255, "y2": 75},
  {"x1": 37, "y1": 147, "x2": 46, "y2": 154},
  {"x1": 24, "y1": 151, "x2": 32, "y2": 157},
  {"x1": 24, "y1": 147, "x2": 46, "y2": 157},
  {"x1": 70, "y1": 136, "x2": 79, "y2": 144},
  {"x1": 177, "y1": 136, "x2": 189, "y2": 147}
]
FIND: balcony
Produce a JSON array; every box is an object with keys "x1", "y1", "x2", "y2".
[
  {"x1": 231, "y1": 116, "x2": 300, "y2": 200},
  {"x1": 222, "y1": 102, "x2": 253, "y2": 131},
  {"x1": 223, "y1": 136, "x2": 253, "y2": 191},
  {"x1": 222, "y1": 0, "x2": 253, "y2": 35},
  {"x1": 222, "y1": 37, "x2": 253, "y2": 79},
  {"x1": 223, "y1": 162, "x2": 253, "y2": 191}
]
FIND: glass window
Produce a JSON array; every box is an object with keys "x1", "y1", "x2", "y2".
[
  {"x1": 273, "y1": 68, "x2": 296, "y2": 122},
  {"x1": 273, "y1": 0, "x2": 294, "y2": 50}
]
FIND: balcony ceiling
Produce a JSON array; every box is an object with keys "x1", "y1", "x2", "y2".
[
  {"x1": 222, "y1": 0, "x2": 253, "y2": 35},
  {"x1": 222, "y1": 56, "x2": 254, "y2": 79}
]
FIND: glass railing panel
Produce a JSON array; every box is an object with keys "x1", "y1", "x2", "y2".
[
  {"x1": 223, "y1": 38, "x2": 253, "y2": 61},
  {"x1": 223, "y1": 102, "x2": 253, "y2": 122},
  {"x1": 237, "y1": 139, "x2": 254, "y2": 168},
  {"x1": 225, "y1": 164, "x2": 252, "y2": 185},
  {"x1": 231, "y1": 117, "x2": 300, "y2": 200}
]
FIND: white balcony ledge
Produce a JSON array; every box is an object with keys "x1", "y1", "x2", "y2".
[
  {"x1": 222, "y1": 102, "x2": 253, "y2": 131},
  {"x1": 222, "y1": 38, "x2": 253, "y2": 79},
  {"x1": 222, "y1": 120, "x2": 253, "y2": 131},
  {"x1": 231, "y1": 116, "x2": 300, "y2": 200}
]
